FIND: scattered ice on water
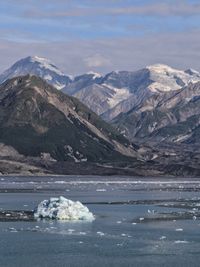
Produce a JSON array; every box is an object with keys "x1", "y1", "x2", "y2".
[
  {"x1": 79, "y1": 232, "x2": 86, "y2": 235},
  {"x1": 175, "y1": 228, "x2": 183, "y2": 232},
  {"x1": 116, "y1": 243, "x2": 124, "y2": 247},
  {"x1": 97, "y1": 231, "x2": 105, "y2": 236},
  {"x1": 68, "y1": 229, "x2": 75, "y2": 233},
  {"x1": 174, "y1": 240, "x2": 189, "y2": 244},
  {"x1": 147, "y1": 209, "x2": 156, "y2": 214},
  {"x1": 96, "y1": 189, "x2": 106, "y2": 192},
  {"x1": 121, "y1": 233, "x2": 128, "y2": 237},
  {"x1": 10, "y1": 230, "x2": 18, "y2": 233},
  {"x1": 160, "y1": 236, "x2": 166, "y2": 240},
  {"x1": 9, "y1": 227, "x2": 18, "y2": 232}
]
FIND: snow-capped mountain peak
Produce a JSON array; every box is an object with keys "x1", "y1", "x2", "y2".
[
  {"x1": 29, "y1": 55, "x2": 50, "y2": 63},
  {"x1": 146, "y1": 63, "x2": 200, "y2": 78},
  {"x1": 0, "y1": 56, "x2": 72, "y2": 90},
  {"x1": 146, "y1": 63, "x2": 178, "y2": 72},
  {"x1": 145, "y1": 63, "x2": 200, "y2": 93},
  {"x1": 28, "y1": 56, "x2": 67, "y2": 77}
]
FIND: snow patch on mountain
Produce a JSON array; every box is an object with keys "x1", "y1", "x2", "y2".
[
  {"x1": 146, "y1": 64, "x2": 180, "y2": 74},
  {"x1": 148, "y1": 81, "x2": 175, "y2": 92},
  {"x1": 185, "y1": 68, "x2": 200, "y2": 76},
  {"x1": 54, "y1": 81, "x2": 66, "y2": 90},
  {"x1": 44, "y1": 74, "x2": 53, "y2": 81},
  {"x1": 146, "y1": 64, "x2": 200, "y2": 92},
  {"x1": 103, "y1": 84, "x2": 132, "y2": 108},
  {"x1": 87, "y1": 71, "x2": 102, "y2": 79},
  {"x1": 29, "y1": 56, "x2": 65, "y2": 76}
]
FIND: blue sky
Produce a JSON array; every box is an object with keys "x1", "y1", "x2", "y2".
[{"x1": 0, "y1": 0, "x2": 200, "y2": 75}]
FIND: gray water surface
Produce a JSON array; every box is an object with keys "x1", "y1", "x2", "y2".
[{"x1": 0, "y1": 176, "x2": 200, "y2": 267}]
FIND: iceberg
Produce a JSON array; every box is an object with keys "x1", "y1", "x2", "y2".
[{"x1": 34, "y1": 196, "x2": 95, "y2": 221}]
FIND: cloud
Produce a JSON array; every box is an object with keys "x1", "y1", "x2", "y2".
[
  {"x1": 0, "y1": 29, "x2": 200, "y2": 75},
  {"x1": 23, "y1": 8, "x2": 91, "y2": 18},
  {"x1": 1, "y1": 0, "x2": 199, "y2": 78},
  {"x1": 20, "y1": 1, "x2": 200, "y2": 18},
  {"x1": 83, "y1": 54, "x2": 111, "y2": 68},
  {"x1": 109, "y1": 1, "x2": 200, "y2": 17}
]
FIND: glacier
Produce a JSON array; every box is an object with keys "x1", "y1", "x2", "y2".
[{"x1": 34, "y1": 196, "x2": 95, "y2": 221}]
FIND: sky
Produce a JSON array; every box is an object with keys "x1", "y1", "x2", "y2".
[{"x1": 0, "y1": 0, "x2": 200, "y2": 75}]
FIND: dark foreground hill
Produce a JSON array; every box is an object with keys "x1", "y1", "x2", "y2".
[{"x1": 0, "y1": 75, "x2": 136, "y2": 163}]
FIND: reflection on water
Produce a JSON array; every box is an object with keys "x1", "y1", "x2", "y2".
[{"x1": 0, "y1": 176, "x2": 200, "y2": 267}]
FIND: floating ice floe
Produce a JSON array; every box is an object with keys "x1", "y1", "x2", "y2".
[
  {"x1": 96, "y1": 189, "x2": 106, "y2": 192},
  {"x1": 174, "y1": 240, "x2": 189, "y2": 244},
  {"x1": 34, "y1": 196, "x2": 95, "y2": 221},
  {"x1": 97, "y1": 231, "x2": 105, "y2": 236}
]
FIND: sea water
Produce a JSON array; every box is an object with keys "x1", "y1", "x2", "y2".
[{"x1": 0, "y1": 176, "x2": 200, "y2": 267}]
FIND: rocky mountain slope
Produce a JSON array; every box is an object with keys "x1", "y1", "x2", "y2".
[
  {"x1": 0, "y1": 75, "x2": 137, "y2": 162},
  {"x1": 113, "y1": 81, "x2": 200, "y2": 145}
]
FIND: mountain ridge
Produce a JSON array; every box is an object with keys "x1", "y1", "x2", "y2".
[
  {"x1": 2, "y1": 57, "x2": 200, "y2": 122},
  {"x1": 113, "y1": 81, "x2": 200, "y2": 144},
  {"x1": 0, "y1": 72, "x2": 199, "y2": 176}
]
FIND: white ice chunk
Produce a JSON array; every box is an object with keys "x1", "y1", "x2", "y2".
[
  {"x1": 174, "y1": 240, "x2": 189, "y2": 244},
  {"x1": 34, "y1": 196, "x2": 95, "y2": 221}
]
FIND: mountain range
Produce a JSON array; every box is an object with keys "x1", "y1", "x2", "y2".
[
  {"x1": 1, "y1": 56, "x2": 200, "y2": 176},
  {"x1": 1, "y1": 56, "x2": 200, "y2": 122},
  {"x1": 69, "y1": 64, "x2": 200, "y2": 122}
]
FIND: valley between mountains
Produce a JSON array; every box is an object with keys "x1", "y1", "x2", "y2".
[{"x1": 0, "y1": 56, "x2": 200, "y2": 177}]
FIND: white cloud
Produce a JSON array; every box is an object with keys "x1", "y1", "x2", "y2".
[
  {"x1": 109, "y1": 1, "x2": 200, "y2": 17},
  {"x1": 83, "y1": 54, "x2": 111, "y2": 68},
  {"x1": 0, "y1": 29, "x2": 200, "y2": 75},
  {"x1": 19, "y1": 1, "x2": 200, "y2": 18}
]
